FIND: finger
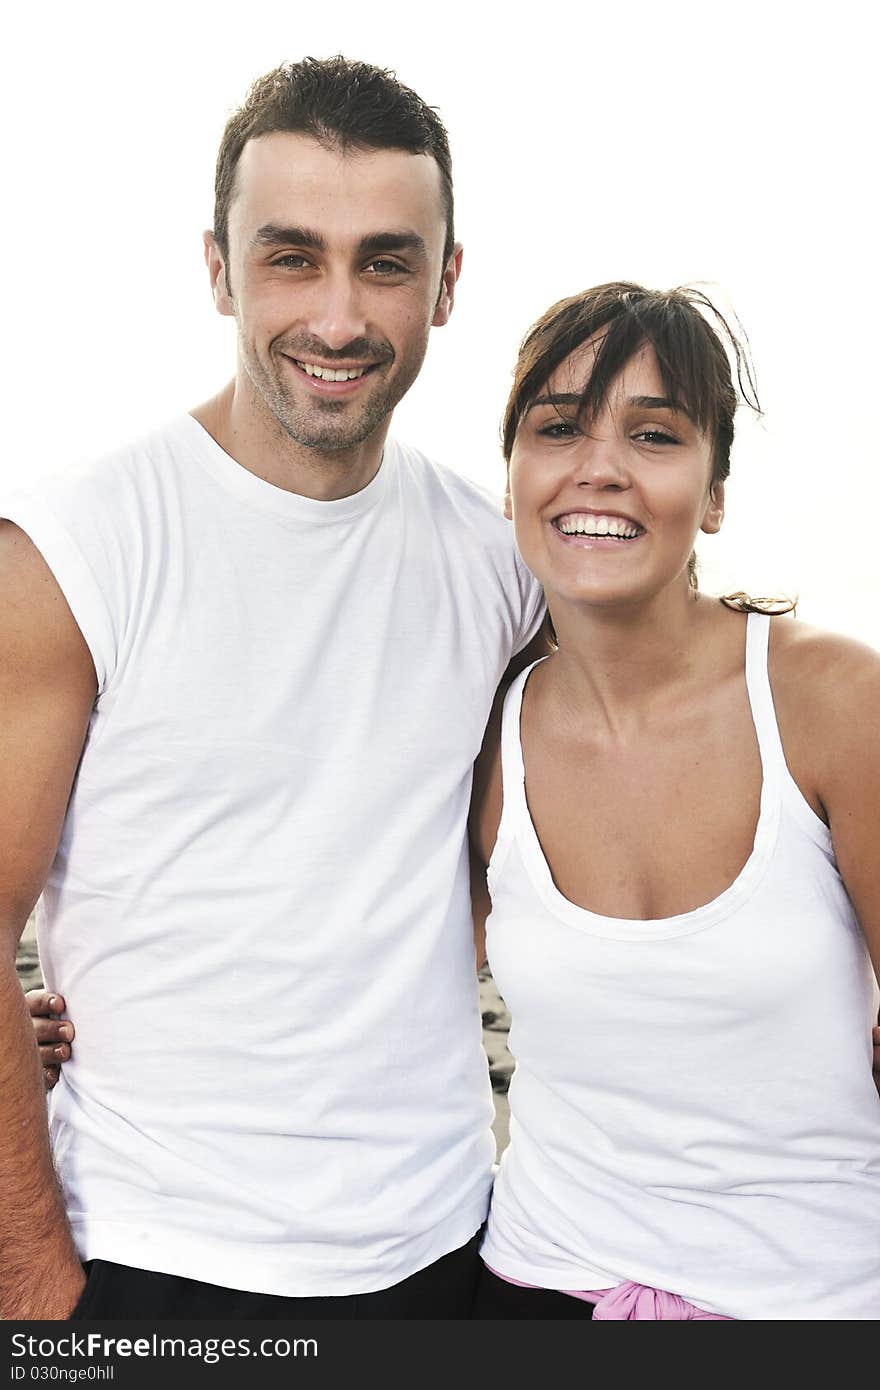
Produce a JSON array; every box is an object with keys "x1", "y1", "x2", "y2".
[
  {"x1": 25, "y1": 989, "x2": 66, "y2": 1018},
  {"x1": 43, "y1": 1066, "x2": 60, "y2": 1090},
  {"x1": 38, "y1": 1042, "x2": 71, "y2": 1066},
  {"x1": 31, "y1": 1018, "x2": 75, "y2": 1046}
]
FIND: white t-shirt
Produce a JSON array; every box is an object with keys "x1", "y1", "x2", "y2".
[{"x1": 3, "y1": 415, "x2": 544, "y2": 1297}]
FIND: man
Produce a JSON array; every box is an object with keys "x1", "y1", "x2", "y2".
[{"x1": 0, "y1": 57, "x2": 543, "y2": 1320}]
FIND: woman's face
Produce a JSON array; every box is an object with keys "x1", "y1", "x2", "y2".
[{"x1": 506, "y1": 336, "x2": 724, "y2": 612}]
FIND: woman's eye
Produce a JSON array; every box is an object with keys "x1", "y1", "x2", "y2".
[
  {"x1": 537, "y1": 420, "x2": 579, "y2": 439},
  {"x1": 632, "y1": 428, "x2": 678, "y2": 445}
]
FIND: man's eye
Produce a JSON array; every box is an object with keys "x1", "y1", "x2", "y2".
[
  {"x1": 271, "y1": 255, "x2": 311, "y2": 269},
  {"x1": 364, "y1": 260, "x2": 408, "y2": 276}
]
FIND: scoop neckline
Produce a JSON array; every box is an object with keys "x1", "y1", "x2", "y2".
[{"x1": 510, "y1": 621, "x2": 782, "y2": 941}]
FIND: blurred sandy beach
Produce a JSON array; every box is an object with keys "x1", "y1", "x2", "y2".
[
  {"x1": 15, "y1": 915, "x2": 40, "y2": 992},
  {"x1": 16, "y1": 915, "x2": 514, "y2": 1157}
]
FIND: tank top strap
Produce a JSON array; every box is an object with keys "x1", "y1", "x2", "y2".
[
  {"x1": 488, "y1": 658, "x2": 546, "y2": 881},
  {"x1": 744, "y1": 611, "x2": 785, "y2": 783}
]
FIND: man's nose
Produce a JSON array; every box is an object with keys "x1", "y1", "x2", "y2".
[{"x1": 307, "y1": 272, "x2": 368, "y2": 352}]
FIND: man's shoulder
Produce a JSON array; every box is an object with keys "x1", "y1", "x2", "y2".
[
  {"x1": 3, "y1": 416, "x2": 199, "y2": 515},
  {"x1": 387, "y1": 439, "x2": 543, "y2": 638},
  {"x1": 68, "y1": 414, "x2": 198, "y2": 486},
  {"x1": 389, "y1": 438, "x2": 511, "y2": 536}
]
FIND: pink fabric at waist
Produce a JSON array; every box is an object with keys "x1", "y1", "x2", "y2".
[{"x1": 484, "y1": 1262, "x2": 734, "y2": 1321}]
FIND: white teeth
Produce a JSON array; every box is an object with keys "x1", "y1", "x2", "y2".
[
  {"x1": 297, "y1": 362, "x2": 368, "y2": 381},
  {"x1": 555, "y1": 513, "x2": 641, "y2": 539}
]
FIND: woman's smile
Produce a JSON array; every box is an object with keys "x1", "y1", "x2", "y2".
[{"x1": 550, "y1": 509, "x2": 646, "y2": 547}]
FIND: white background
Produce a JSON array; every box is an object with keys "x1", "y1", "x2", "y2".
[{"x1": 2, "y1": 1, "x2": 876, "y2": 642}]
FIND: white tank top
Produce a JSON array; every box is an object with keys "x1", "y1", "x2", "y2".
[{"x1": 481, "y1": 613, "x2": 880, "y2": 1320}]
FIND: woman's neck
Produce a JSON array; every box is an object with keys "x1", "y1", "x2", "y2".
[{"x1": 545, "y1": 584, "x2": 726, "y2": 737}]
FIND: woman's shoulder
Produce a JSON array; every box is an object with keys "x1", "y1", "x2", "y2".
[
  {"x1": 769, "y1": 616, "x2": 880, "y2": 705},
  {"x1": 768, "y1": 617, "x2": 880, "y2": 787}
]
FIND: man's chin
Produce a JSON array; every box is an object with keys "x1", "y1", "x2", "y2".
[{"x1": 272, "y1": 397, "x2": 392, "y2": 454}]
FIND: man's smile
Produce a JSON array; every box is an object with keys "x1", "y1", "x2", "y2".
[
  {"x1": 294, "y1": 360, "x2": 373, "y2": 381},
  {"x1": 280, "y1": 354, "x2": 383, "y2": 396}
]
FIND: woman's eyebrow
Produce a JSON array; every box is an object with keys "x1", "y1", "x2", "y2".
[
  {"x1": 530, "y1": 392, "x2": 581, "y2": 408},
  {"x1": 627, "y1": 395, "x2": 686, "y2": 411},
  {"x1": 530, "y1": 393, "x2": 686, "y2": 410}
]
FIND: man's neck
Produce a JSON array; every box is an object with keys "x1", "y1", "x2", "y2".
[{"x1": 189, "y1": 379, "x2": 389, "y2": 502}]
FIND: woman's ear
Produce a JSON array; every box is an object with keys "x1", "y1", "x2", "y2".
[
  {"x1": 700, "y1": 480, "x2": 725, "y2": 535},
  {"x1": 503, "y1": 462, "x2": 514, "y2": 520}
]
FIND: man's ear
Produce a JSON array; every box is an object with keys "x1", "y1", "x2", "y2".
[
  {"x1": 204, "y1": 231, "x2": 235, "y2": 317},
  {"x1": 432, "y1": 242, "x2": 463, "y2": 327},
  {"x1": 700, "y1": 479, "x2": 725, "y2": 535},
  {"x1": 503, "y1": 488, "x2": 512, "y2": 521}
]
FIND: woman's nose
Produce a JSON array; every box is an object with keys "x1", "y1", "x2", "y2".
[{"x1": 572, "y1": 434, "x2": 629, "y2": 490}]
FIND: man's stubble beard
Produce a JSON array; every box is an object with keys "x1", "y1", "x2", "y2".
[
  {"x1": 240, "y1": 330, "x2": 429, "y2": 457},
  {"x1": 261, "y1": 373, "x2": 400, "y2": 454}
]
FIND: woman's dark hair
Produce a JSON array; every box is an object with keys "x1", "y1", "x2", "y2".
[{"x1": 502, "y1": 281, "x2": 795, "y2": 616}]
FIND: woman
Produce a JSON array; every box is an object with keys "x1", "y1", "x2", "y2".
[
  {"x1": 468, "y1": 283, "x2": 880, "y2": 1319},
  {"x1": 29, "y1": 283, "x2": 880, "y2": 1320}
]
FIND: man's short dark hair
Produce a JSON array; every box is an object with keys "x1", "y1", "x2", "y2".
[{"x1": 214, "y1": 56, "x2": 455, "y2": 272}]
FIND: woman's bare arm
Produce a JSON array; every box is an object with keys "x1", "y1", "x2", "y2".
[
  {"x1": 469, "y1": 682, "x2": 506, "y2": 969},
  {"x1": 772, "y1": 622, "x2": 880, "y2": 988}
]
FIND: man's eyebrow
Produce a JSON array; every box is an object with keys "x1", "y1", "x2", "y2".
[
  {"x1": 249, "y1": 227, "x2": 428, "y2": 260},
  {"x1": 252, "y1": 225, "x2": 325, "y2": 249},
  {"x1": 357, "y1": 231, "x2": 427, "y2": 260}
]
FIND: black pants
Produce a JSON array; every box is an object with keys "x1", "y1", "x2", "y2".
[
  {"x1": 70, "y1": 1230, "x2": 483, "y2": 1320},
  {"x1": 471, "y1": 1264, "x2": 594, "y2": 1319}
]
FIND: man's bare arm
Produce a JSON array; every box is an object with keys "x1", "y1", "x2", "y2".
[{"x1": 0, "y1": 521, "x2": 97, "y2": 1318}]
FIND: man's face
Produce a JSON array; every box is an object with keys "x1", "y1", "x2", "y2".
[{"x1": 209, "y1": 132, "x2": 458, "y2": 455}]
